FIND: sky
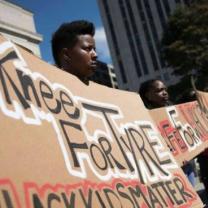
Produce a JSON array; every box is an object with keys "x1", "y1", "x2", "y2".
[{"x1": 9, "y1": 0, "x2": 112, "y2": 64}]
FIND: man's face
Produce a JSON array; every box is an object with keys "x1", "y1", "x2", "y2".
[
  {"x1": 65, "y1": 34, "x2": 97, "y2": 81},
  {"x1": 146, "y1": 80, "x2": 169, "y2": 107}
]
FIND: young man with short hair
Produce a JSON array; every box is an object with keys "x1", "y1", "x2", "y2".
[{"x1": 51, "y1": 20, "x2": 98, "y2": 84}]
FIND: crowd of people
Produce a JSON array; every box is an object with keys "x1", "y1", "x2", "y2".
[{"x1": 51, "y1": 19, "x2": 208, "y2": 203}]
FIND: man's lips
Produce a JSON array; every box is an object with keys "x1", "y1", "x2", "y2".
[{"x1": 90, "y1": 62, "x2": 97, "y2": 69}]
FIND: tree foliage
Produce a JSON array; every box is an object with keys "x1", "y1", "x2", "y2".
[{"x1": 162, "y1": 0, "x2": 208, "y2": 82}]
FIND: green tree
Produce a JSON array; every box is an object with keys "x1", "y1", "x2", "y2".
[{"x1": 161, "y1": 0, "x2": 208, "y2": 95}]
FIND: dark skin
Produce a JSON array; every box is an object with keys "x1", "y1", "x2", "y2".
[
  {"x1": 59, "y1": 34, "x2": 97, "y2": 85},
  {"x1": 145, "y1": 80, "x2": 169, "y2": 108}
]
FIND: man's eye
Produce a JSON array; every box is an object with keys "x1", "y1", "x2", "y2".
[{"x1": 84, "y1": 47, "x2": 91, "y2": 51}]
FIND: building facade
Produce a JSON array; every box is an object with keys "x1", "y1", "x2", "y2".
[
  {"x1": 97, "y1": 0, "x2": 190, "y2": 91},
  {"x1": 0, "y1": 0, "x2": 42, "y2": 57}
]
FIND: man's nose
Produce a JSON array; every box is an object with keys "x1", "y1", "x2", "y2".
[
  {"x1": 165, "y1": 93, "x2": 169, "y2": 98},
  {"x1": 163, "y1": 91, "x2": 168, "y2": 96},
  {"x1": 91, "y1": 49, "x2": 97, "y2": 59}
]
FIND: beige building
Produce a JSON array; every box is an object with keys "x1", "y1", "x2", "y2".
[{"x1": 0, "y1": 0, "x2": 42, "y2": 57}]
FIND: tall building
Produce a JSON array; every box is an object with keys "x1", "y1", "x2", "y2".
[
  {"x1": 97, "y1": 0, "x2": 190, "y2": 91},
  {"x1": 0, "y1": 0, "x2": 42, "y2": 57}
]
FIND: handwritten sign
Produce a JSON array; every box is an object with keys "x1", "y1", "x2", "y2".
[
  {"x1": 0, "y1": 35, "x2": 203, "y2": 207},
  {"x1": 150, "y1": 102, "x2": 208, "y2": 166}
]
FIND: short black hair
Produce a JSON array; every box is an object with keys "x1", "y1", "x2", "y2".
[
  {"x1": 51, "y1": 20, "x2": 95, "y2": 67},
  {"x1": 139, "y1": 79, "x2": 159, "y2": 107},
  {"x1": 139, "y1": 79, "x2": 158, "y2": 98}
]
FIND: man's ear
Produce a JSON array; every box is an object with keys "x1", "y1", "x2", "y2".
[
  {"x1": 60, "y1": 48, "x2": 71, "y2": 62},
  {"x1": 145, "y1": 91, "x2": 151, "y2": 101}
]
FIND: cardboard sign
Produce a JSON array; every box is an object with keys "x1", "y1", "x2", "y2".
[
  {"x1": 197, "y1": 90, "x2": 208, "y2": 116},
  {"x1": 150, "y1": 102, "x2": 208, "y2": 166},
  {"x1": 0, "y1": 35, "x2": 204, "y2": 207}
]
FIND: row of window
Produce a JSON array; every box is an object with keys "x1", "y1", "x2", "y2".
[{"x1": 100, "y1": 0, "x2": 182, "y2": 88}]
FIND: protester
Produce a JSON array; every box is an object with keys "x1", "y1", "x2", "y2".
[
  {"x1": 139, "y1": 79, "x2": 170, "y2": 109},
  {"x1": 139, "y1": 79, "x2": 196, "y2": 187},
  {"x1": 51, "y1": 20, "x2": 97, "y2": 85},
  {"x1": 188, "y1": 87, "x2": 208, "y2": 195},
  {"x1": 197, "y1": 150, "x2": 208, "y2": 195}
]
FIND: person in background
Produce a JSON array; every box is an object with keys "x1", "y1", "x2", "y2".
[
  {"x1": 139, "y1": 79, "x2": 196, "y2": 187},
  {"x1": 198, "y1": 149, "x2": 208, "y2": 195},
  {"x1": 51, "y1": 20, "x2": 97, "y2": 85},
  {"x1": 181, "y1": 88, "x2": 208, "y2": 195},
  {"x1": 139, "y1": 79, "x2": 170, "y2": 109}
]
